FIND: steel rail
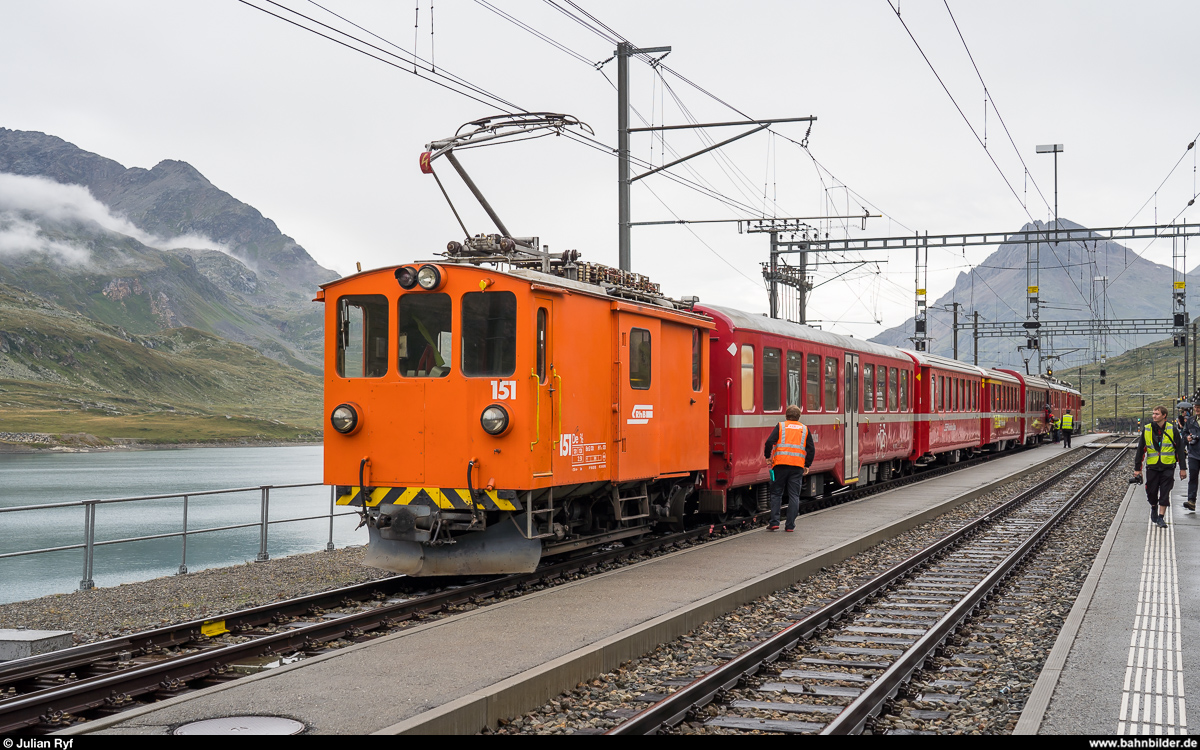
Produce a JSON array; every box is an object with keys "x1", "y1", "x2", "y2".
[
  {"x1": 1, "y1": 441, "x2": 1083, "y2": 733},
  {"x1": 607, "y1": 443, "x2": 1121, "y2": 735}
]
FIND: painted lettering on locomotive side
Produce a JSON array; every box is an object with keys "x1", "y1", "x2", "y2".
[{"x1": 628, "y1": 404, "x2": 654, "y2": 424}]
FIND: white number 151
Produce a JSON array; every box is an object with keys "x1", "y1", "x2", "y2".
[{"x1": 491, "y1": 380, "x2": 516, "y2": 400}]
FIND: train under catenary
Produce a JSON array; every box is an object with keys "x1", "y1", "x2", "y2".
[{"x1": 320, "y1": 250, "x2": 1081, "y2": 576}]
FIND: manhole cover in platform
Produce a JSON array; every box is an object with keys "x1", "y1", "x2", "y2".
[{"x1": 174, "y1": 716, "x2": 305, "y2": 735}]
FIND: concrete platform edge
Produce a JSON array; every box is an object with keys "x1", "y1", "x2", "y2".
[
  {"x1": 377, "y1": 447, "x2": 1085, "y2": 735},
  {"x1": 1012, "y1": 482, "x2": 1137, "y2": 734}
]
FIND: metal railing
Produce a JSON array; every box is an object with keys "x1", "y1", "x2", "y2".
[{"x1": 0, "y1": 484, "x2": 358, "y2": 590}]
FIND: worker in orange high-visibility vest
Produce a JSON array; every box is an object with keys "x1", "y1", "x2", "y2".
[{"x1": 763, "y1": 404, "x2": 817, "y2": 532}]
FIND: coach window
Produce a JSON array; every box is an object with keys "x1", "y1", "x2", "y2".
[
  {"x1": 938, "y1": 376, "x2": 945, "y2": 411},
  {"x1": 399, "y1": 293, "x2": 452, "y2": 378},
  {"x1": 763, "y1": 348, "x2": 782, "y2": 412},
  {"x1": 888, "y1": 367, "x2": 899, "y2": 411},
  {"x1": 461, "y1": 291, "x2": 516, "y2": 377},
  {"x1": 741, "y1": 345, "x2": 755, "y2": 411},
  {"x1": 630, "y1": 328, "x2": 652, "y2": 390},
  {"x1": 824, "y1": 357, "x2": 838, "y2": 410},
  {"x1": 863, "y1": 364, "x2": 875, "y2": 412},
  {"x1": 338, "y1": 295, "x2": 389, "y2": 378},
  {"x1": 691, "y1": 328, "x2": 702, "y2": 391},
  {"x1": 806, "y1": 354, "x2": 821, "y2": 410},
  {"x1": 787, "y1": 351, "x2": 803, "y2": 408},
  {"x1": 899, "y1": 370, "x2": 909, "y2": 411}
]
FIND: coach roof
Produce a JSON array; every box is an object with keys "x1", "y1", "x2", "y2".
[{"x1": 700, "y1": 305, "x2": 911, "y2": 362}]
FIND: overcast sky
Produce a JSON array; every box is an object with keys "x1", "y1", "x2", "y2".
[{"x1": 2, "y1": 1, "x2": 1198, "y2": 341}]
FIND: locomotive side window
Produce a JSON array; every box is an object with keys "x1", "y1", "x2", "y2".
[
  {"x1": 461, "y1": 292, "x2": 517, "y2": 377},
  {"x1": 787, "y1": 352, "x2": 803, "y2": 408},
  {"x1": 536, "y1": 308, "x2": 547, "y2": 383},
  {"x1": 899, "y1": 370, "x2": 909, "y2": 411},
  {"x1": 863, "y1": 364, "x2": 875, "y2": 412},
  {"x1": 806, "y1": 354, "x2": 821, "y2": 410},
  {"x1": 763, "y1": 348, "x2": 782, "y2": 412},
  {"x1": 398, "y1": 294, "x2": 451, "y2": 377},
  {"x1": 692, "y1": 328, "x2": 702, "y2": 392},
  {"x1": 888, "y1": 367, "x2": 898, "y2": 411},
  {"x1": 740, "y1": 345, "x2": 755, "y2": 411},
  {"x1": 337, "y1": 295, "x2": 389, "y2": 378},
  {"x1": 630, "y1": 328, "x2": 652, "y2": 390},
  {"x1": 824, "y1": 356, "x2": 838, "y2": 410}
]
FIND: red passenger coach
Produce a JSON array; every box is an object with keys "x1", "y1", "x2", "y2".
[
  {"x1": 907, "y1": 352, "x2": 986, "y2": 464},
  {"x1": 983, "y1": 369, "x2": 1024, "y2": 450},
  {"x1": 699, "y1": 306, "x2": 915, "y2": 511}
]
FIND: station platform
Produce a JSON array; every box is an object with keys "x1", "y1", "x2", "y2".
[
  {"x1": 1020, "y1": 456, "x2": 1199, "y2": 736},
  {"x1": 67, "y1": 440, "x2": 1098, "y2": 736}
]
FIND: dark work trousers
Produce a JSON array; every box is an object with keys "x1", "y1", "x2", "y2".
[
  {"x1": 1146, "y1": 467, "x2": 1175, "y2": 510},
  {"x1": 1189, "y1": 457, "x2": 1200, "y2": 504},
  {"x1": 1063, "y1": 429, "x2": 1072, "y2": 448},
  {"x1": 769, "y1": 467, "x2": 805, "y2": 530}
]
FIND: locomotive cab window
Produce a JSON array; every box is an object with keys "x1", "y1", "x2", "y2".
[
  {"x1": 763, "y1": 348, "x2": 782, "y2": 412},
  {"x1": 398, "y1": 293, "x2": 451, "y2": 377},
  {"x1": 740, "y1": 345, "x2": 755, "y2": 411},
  {"x1": 691, "y1": 328, "x2": 702, "y2": 391},
  {"x1": 337, "y1": 295, "x2": 389, "y2": 378},
  {"x1": 462, "y1": 291, "x2": 516, "y2": 377},
  {"x1": 536, "y1": 308, "x2": 547, "y2": 383},
  {"x1": 630, "y1": 328, "x2": 652, "y2": 390}
]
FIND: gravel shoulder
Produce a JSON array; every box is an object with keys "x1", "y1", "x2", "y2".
[{"x1": 0, "y1": 546, "x2": 392, "y2": 644}]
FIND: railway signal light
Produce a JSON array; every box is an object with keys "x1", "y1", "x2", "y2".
[{"x1": 1100, "y1": 368, "x2": 1106, "y2": 378}]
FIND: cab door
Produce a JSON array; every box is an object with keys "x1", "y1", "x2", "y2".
[
  {"x1": 616, "y1": 313, "x2": 660, "y2": 481},
  {"x1": 532, "y1": 298, "x2": 554, "y2": 476},
  {"x1": 843, "y1": 352, "x2": 860, "y2": 482}
]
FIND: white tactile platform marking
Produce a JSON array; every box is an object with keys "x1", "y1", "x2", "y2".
[{"x1": 1117, "y1": 512, "x2": 1187, "y2": 735}]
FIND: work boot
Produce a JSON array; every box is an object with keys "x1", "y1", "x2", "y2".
[
  {"x1": 1186, "y1": 500, "x2": 1196, "y2": 511},
  {"x1": 1156, "y1": 516, "x2": 1169, "y2": 528}
]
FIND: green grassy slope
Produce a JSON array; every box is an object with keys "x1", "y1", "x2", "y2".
[{"x1": 0, "y1": 283, "x2": 322, "y2": 443}]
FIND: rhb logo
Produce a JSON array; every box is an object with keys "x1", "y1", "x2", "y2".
[{"x1": 628, "y1": 405, "x2": 654, "y2": 424}]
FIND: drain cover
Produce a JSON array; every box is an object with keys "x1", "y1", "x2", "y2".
[{"x1": 174, "y1": 716, "x2": 305, "y2": 735}]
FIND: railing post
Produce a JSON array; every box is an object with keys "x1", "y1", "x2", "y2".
[
  {"x1": 178, "y1": 494, "x2": 189, "y2": 575},
  {"x1": 256, "y1": 486, "x2": 270, "y2": 562},
  {"x1": 79, "y1": 502, "x2": 96, "y2": 591},
  {"x1": 327, "y1": 486, "x2": 336, "y2": 551}
]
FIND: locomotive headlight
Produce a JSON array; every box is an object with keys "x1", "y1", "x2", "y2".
[
  {"x1": 480, "y1": 404, "x2": 510, "y2": 436},
  {"x1": 395, "y1": 266, "x2": 418, "y2": 289},
  {"x1": 416, "y1": 264, "x2": 442, "y2": 290},
  {"x1": 330, "y1": 403, "x2": 360, "y2": 434}
]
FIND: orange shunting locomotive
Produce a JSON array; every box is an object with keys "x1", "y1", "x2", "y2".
[{"x1": 319, "y1": 252, "x2": 712, "y2": 575}]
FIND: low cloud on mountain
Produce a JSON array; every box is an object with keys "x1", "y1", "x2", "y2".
[{"x1": 0, "y1": 172, "x2": 231, "y2": 263}]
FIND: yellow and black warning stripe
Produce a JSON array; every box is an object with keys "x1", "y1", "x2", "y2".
[{"x1": 336, "y1": 486, "x2": 521, "y2": 512}]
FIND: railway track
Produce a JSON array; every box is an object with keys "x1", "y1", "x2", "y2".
[
  {"x1": 607, "y1": 444, "x2": 1127, "y2": 735},
  {"x1": 0, "y1": 439, "x2": 1069, "y2": 735}
]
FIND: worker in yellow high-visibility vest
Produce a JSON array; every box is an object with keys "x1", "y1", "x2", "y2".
[
  {"x1": 1134, "y1": 405, "x2": 1188, "y2": 528},
  {"x1": 1060, "y1": 410, "x2": 1074, "y2": 448}
]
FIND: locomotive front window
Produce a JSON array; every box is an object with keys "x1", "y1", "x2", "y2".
[
  {"x1": 630, "y1": 328, "x2": 653, "y2": 390},
  {"x1": 763, "y1": 348, "x2": 781, "y2": 412},
  {"x1": 824, "y1": 357, "x2": 838, "y2": 410},
  {"x1": 863, "y1": 364, "x2": 875, "y2": 412},
  {"x1": 806, "y1": 354, "x2": 821, "y2": 410},
  {"x1": 398, "y1": 293, "x2": 451, "y2": 377},
  {"x1": 337, "y1": 294, "x2": 389, "y2": 378},
  {"x1": 787, "y1": 352, "x2": 803, "y2": 408},
  {"x1": 462, "y1": 292, "x2": 516, "y2": 377}
]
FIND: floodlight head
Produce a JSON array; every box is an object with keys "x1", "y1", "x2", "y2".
[{"x1": 1036, "y1": 144, "x2": 1064, "y2": 153}]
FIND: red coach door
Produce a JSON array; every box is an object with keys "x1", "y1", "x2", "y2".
[{"x1": 843, "y1": 352, "x2": 860, "y2": 482}]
